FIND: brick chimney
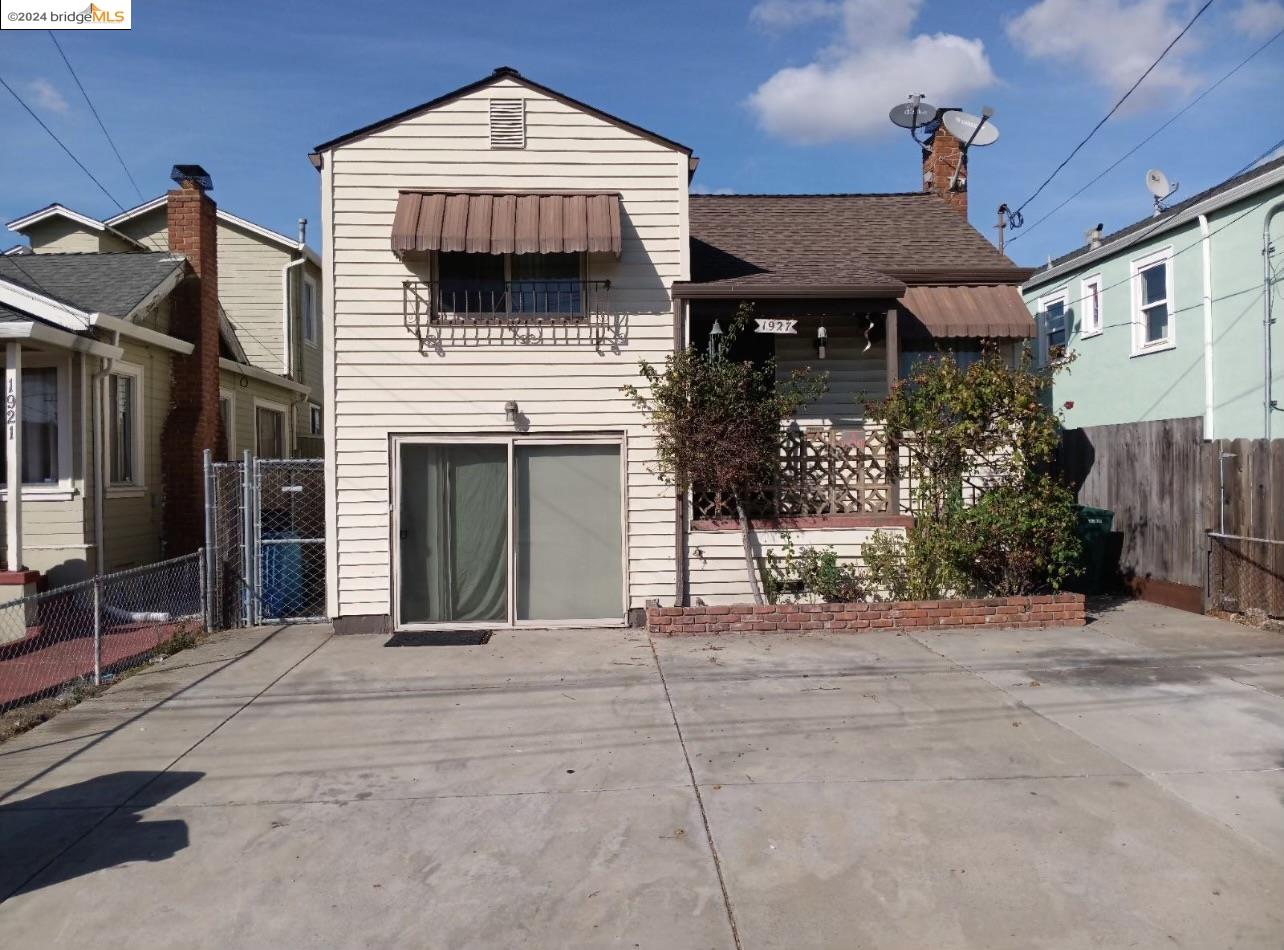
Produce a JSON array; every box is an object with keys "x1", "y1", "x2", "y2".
[
  {"x1": 922, "y1": 110, "x2": 967, "y2": 216},
  {"x1": 161, "y1": 164, "x2": 224, "y2": 555}
]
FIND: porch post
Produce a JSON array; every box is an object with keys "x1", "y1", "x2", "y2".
[
  {"x1": 5, "y1": 342, "x2": 22, "y2": 572},
  {"x1": 884, "y1": 308, "x2": 901, "y2": 515},
  {"x1": 672, "y1": 296, "x2": 689, "y2": 606}
]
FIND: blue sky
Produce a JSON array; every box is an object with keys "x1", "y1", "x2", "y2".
[{"x1": 1, "y1": 0, "x2": 1281, "y2": 266}]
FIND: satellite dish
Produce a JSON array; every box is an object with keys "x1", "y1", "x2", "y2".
[
  {"x1": 1145, "y1": 168, "x2": 1171, "y2": 198},
  {"x1": 942, "y1": 110, "x2": 999, "y2": 147},
  {"x1": 889, "y1": 96, "x2": 937, "y2": 129}
]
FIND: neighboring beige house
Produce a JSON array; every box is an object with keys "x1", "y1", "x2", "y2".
[
  {"x1": 314, "y1": 68, "x2": 1034, "y2": 632},
  {"x1": 6, "y1": 190, "x2": 324, "y2": 456},
  {"x1": 0, "y1": 168, "x2": 309, "y2": 602}
]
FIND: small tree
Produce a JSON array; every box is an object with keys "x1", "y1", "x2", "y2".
[
  {"x1": 624, "y1": 308, "x2": 825, "y2": 604},
  {"x1": 863, "y1": 344, "x2": 1080, "y2": 598}
]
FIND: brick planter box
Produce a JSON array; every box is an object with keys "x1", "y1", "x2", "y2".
[{"x1": 647, "y1": 593, "x2": 1086, "y2": 636}]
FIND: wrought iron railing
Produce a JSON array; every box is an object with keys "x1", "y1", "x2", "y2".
[
  {"x1": 693, "y1": 427, "x2": 895, "y2": 520},
  {"x1": 404, "y1": 278, "x2": 610, "y2": 325}
]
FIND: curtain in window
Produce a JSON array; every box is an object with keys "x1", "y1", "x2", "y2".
[
  {"x1": 109, "y1": 373, "x2": 134, "y2": 483},
  {"x1": 256, "y1": 408, "x2": 284, "y2": 459},
  {"x1": 0, "y1": 367, "x2": 60, "y2": 485}
]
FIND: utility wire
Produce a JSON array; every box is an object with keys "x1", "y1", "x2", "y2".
[
  {"x1": 47, "y1": 32, "x2": 144, "y2": 203},
  {"x1": 1008, "y1": 25, "x2": 1284, "y2": 247},
  {"x1": 1010, "y1": 0, "x2": 1216, "y2": 221}
]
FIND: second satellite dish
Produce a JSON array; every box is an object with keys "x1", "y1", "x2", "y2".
[
  {"x1": 941, "y1": 109, "x2": 999, "y2": 147},
  {"x1": 1145, "y1": 168, "x2": 1171, "y2": 198},
  {"x1": 889, "y1": 97, "x2": 937, "y2": 129}
]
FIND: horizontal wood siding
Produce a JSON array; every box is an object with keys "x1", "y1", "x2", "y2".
[
  {"x1": 688, "y1": 525, "x2": 906, "y2": 605},
  {"x1": 218, "y1": 369, "x2": 299, "y2": 459},
  {"x1": 325, "y1": 78, "x2": 688, "y2": 618}
]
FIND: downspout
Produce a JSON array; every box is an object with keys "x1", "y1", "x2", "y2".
[
  {"x1": 1198, "y1": 214, "x2": 1214, "y2": 439},
  {"x1": 1263, "y1": 201, "x2": 1284, "y2": 440},
  {"x1": 279, "y1": 218, "x2": 308, "y2": 379},
  {"x1": 90, "y1": 330, "x2": 120, "y2": 573}
]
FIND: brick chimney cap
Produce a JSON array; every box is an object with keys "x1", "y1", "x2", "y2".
[{"x1": 170, "y1": 165, "x2": 213, "y2": 192}]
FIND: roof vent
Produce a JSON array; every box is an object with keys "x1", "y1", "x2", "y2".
[{"x1": 489, "y1": 99, "x2": 525, "y2": 150}]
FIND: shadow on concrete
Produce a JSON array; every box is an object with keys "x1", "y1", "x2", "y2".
[{"x1": 1, "y1": 770, "x2": 203, "y2": 901}]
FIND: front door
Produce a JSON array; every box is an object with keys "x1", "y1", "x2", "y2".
[{"x1": 395, "y1": 437, "x2": 624, "y2": 627}]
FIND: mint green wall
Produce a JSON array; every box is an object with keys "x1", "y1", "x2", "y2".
[{"x1": 1021, "y1": 182, "x2": 1284, "y2": 439}]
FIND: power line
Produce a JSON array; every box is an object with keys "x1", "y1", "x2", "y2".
[
  {"x1": 1008, "y1": 25, "x2": 1284, "y2": 247},
  {"x1": 47, "y1": 31, "x2": 144, "y2": 202},
  {"x1": 1010, "y1": 0, "x2": 1216, "y2": 221}
]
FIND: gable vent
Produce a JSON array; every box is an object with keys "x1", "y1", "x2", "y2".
[{"x1": 489, "y1": 99, "x2": 526, "y2": 149}]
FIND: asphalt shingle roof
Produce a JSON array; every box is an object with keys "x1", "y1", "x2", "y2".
[
  {"x1": 0, "y1": 251, "x2": 184, "y2": 318},
  {"x1": 686, "y1": 192, "x2": 1023, "y2": 293}
]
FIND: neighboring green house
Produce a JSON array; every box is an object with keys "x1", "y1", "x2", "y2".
[{"x1": 1021, "y1": 155, "x2": 1284, "y2": 440}]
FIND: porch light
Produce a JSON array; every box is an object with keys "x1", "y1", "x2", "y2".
[
  {"x1": 504, "y1": 400, "x2": 519, "y2": 424},
  {"x1": 816, "y1": 324, "x2": 828, "y2": 360},
  {"x1": 708, "y1": 320, "x2": 723, "y2": 359}
]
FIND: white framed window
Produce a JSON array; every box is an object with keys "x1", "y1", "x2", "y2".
[
  {"x1": 106, "y1": 360, "x2": 145, "y2": 492},
  {"x1": 0, "y1": 351, "x2": 73, "y2": 497},
  {"x1": 1080, "y1": 274, "x2": 1103, "y2": 337},
  {"x1": 254, "y1": 398, "x2": 288, "y2": 459},
  {"x1": 308, "y1": 402, "x2": 322, "y2": 436},
  {"x1": 219, "y1": 388, "x2": 235, "y2": 458},
  {"x1": 301, "y1": 274, "x2": 319, "y2": 347},
  {"x1": 1036, "y1": 290, "x2": 1068, "y2": 366},
  {"x1": 1130, "y1": 247, "x2": 1174, "y2": 355}
]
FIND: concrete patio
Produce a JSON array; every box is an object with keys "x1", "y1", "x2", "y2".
[{"x1": 1, "y1": 600, "x2": 1281, "y2": 948}]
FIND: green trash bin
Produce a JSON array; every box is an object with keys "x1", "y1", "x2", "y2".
[{"x1": 1072, "y1": 505, "x2": 1114, "y2": 595}]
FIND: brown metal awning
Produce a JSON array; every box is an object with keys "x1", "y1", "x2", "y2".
[
  {"x1": 900, "y1": 284, "x2": 1035, "y2": 340},
  {"x1": 391, "y1": 190, "x2": 622, "y2": 257}
]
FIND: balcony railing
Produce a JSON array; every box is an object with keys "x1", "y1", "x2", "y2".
[{"x1": 693, "y1": 427, "x2": 897, "y2": 520}]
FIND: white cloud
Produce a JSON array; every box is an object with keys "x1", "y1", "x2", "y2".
[
  {"x1": 27, "y1": 78, "x2": 69, "y2": 114},
  {"x1": 1006, "y1": 0, "x2": 1204, "y2": 106},
  {"x1": 747, "y1": 0, "x2": 996, "y2": 144},
  {"x1": 690, "y1": 184, "x2": 737, "y2": 195},
  {"x1": 1231, "y1": 0, "x2": 1284, "y2": 36}
]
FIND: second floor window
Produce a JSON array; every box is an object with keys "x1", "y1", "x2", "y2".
[
  {"x1": 1081, "y1": 275, "x2": 1103, "y2": 336},
  {"x1": 302, "y1": 275, "x2": 319, "y2": 346},
  {"x1": 1037, "y1": 293, "x2": 1067, "y2": 365},
  {"x1": 1132, "y1": 249, "x2": 1173, "y2": 353},
  {"x1": 437, "y1": 251, "x2": 583, "y2": 317}
]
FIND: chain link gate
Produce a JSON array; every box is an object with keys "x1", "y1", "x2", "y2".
[{"x1": 204, "y1": 451, "x2": 327, "y2": 628}]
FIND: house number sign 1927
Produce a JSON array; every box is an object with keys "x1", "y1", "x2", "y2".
[{"x1": 754, "y1": 318, "x2": 798, "y2": 335}]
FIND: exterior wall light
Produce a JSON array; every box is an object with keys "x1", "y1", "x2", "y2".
[
  {"x1": 504, "y1": 400, "x2": 519, "y2": 424},
  {"x1": 816, "y1": 324, "x2": 828, "y2": 360},
  {"x1": 708, "y1": 319, "x2": 723, "y2": 359}
]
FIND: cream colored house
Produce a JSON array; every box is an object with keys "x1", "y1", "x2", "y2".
[
  {"x1": 7, "y1": 194, "x2": 325, "y2": 457},
  {"x1": 313, "y1": 69, "x2": 1034, "y2": 631},
  {"x1": 0, "y1": 169, "x2": 309, "y2": 600}
]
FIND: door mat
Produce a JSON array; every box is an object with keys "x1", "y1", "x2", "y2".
[{"x1": 385, "y1": 631, "x2": 493, "y2": 647}]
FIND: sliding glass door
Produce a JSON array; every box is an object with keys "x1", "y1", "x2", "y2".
[{"x1": 395, "y1": 437, "x2": 624, "y2": 628}]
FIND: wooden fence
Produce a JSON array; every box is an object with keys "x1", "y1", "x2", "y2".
[{"x1": 1057, "y1": 416, "x2": 1284, "y2": 614}]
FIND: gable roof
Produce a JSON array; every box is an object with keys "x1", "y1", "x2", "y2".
[
  {"x1": 310, "y1": 66, "x2": 694, "y2": 161},
  {"x1": 1027, "y1": 153, "x2": 1284, "y2": 287},
  {"x1": 0, "y1": 251, "x2": 185, "y2": 317},
  {"x1": 5, "y1": 202, "x2": 107, "y2": 233},
  {"x1": 681, "y1": 193, "x2": 1030, "y2": 297}
]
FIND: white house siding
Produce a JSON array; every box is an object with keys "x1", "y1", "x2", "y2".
[
  {"x1": 688, "y1": 525, "x2": 907, "y2": 605},
  {"x1": 322, "y1": 77, "x2": 689, "y2": 620},
  {"x1": 119, "y1": 209, "x2": 293, "y2": 374},
  {"x1": 776, "y1": 325, "x2": 888, "y2": 430}
]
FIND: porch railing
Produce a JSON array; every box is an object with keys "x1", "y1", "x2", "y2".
[{"x1": 693, "y1": 427, "x2": 896, "y2": 520}]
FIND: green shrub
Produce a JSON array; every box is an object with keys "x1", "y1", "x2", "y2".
[{"x1": 763, "y1": 532, "x2": 864, "y2": 603}]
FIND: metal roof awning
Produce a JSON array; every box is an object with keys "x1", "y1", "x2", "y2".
[
  {"x1": 900, "y1": 284, "x2": 1035, "y2": 340},
  {"x1": 391, "y1": 191, "x2": 622, "y2": 257}
]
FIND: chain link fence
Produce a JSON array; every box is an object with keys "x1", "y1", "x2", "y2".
[
  {"x1": 0, "y1": 552, "x2": 203, "y2": 716},
  {"x1": 1208, "y1": 533, "x2": 1284, "y2": 621},
  {"x1": 205, "y1": 452, "x2": 327, "y2": 629}
]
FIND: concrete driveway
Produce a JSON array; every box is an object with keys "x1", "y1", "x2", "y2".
[{"x1": 1, "y1": 601, "x2": 1282, "y2": 949}]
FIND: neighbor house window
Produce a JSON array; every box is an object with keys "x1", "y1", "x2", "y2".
[
  {"x1": 1080, "y1": 274, "x2": 1103, "y2": 337},
  {"x1": 255, "y1": 402, "x2": 286, "y2": 459},
  {"x1": 437, "y1": 252, "x2": 583, "y2": 317},
  {"x1": 308, "y1": 403, "x2": 322, "y2": 436},
  {"x1": 302, "y1": 275, "x2": 319, "y2": 346},
  {"x1": 1036, "y1": 292, "x2": 1068, "y2": 365},
  {"x1": 1131, "y1": 248, "x2": 1173, "y2": 353},
  {"x1": 219, "y1": 389, "x2": 234, "y2": 457},
  {"x1": 0, "y1": 358, "x2": 69, "y2": 489},
  {"x1": 107, "y1": 363, "x2": 144, "y2": 487}
]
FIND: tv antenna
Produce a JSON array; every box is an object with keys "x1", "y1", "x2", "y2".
[
  {"x1": 1146, "y1": 168, "x2": 1179, "y2": 215},
  {"x1": 942, "y1": 107, "x2": 999, "y2": 192},
  {"x1": 888, "y1": 94, "x2": 937, "y2": 145}
]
